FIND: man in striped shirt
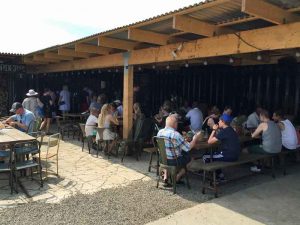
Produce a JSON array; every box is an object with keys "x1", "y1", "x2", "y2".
[{"x1": 157, "y1": 114, "x2": 202, "y2": 182}]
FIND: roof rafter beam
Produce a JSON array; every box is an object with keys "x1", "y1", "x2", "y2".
[
  {"x1": 33, "y1": 55, "x2": 60, "y2": 63},
  {"x1": 58, "y1": 48, "x2": 91, "y2": 58},
  {"x1": 173, "y1": 15, "x2": 233, "y2": 37},
  {"x1": 128, "y1": 28, "x2": 170, "y2": 45},
  {"x1": 98, "y1": 37, "x2": 138, "y2": 51},
  {"x1": 44, "y1": 52, "x2": 73, "y2": 61},
  {"x1": 75, "y1": 43, "x2": 112, "y2": 55},
  {"x1": 32, "y1": 21, "x2": 300, "y2": 73},
  {"x1": 23, "y1": 58, "x2": 48, "y2": 65},
  {"x1": 242, "y1": 0, "x2": 300, "y2": 24}
]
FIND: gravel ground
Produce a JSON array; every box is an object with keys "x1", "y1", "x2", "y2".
[{"x1": 0, "y1": 180, "x2": 211, "y2": 225}]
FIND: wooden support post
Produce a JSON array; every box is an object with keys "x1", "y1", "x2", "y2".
[{"x1": 123, "y1": 53, "x2": 134, "y2": 139}]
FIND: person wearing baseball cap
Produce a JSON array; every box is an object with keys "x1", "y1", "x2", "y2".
[
  {"x1": 203, "y1": 113, "x2": 240, "y2": 180},
  {"x1": 4, "y1": 102, "x2": 35, "y2": 132}
]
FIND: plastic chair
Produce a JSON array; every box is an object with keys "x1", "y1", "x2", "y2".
[
  {"x1": 39, "y1": 133, "x2": 61, "y2": 179},
  {"x1": 13, "y1": 140, "x2": 43, "y2": 192},
  {"x1": 153, "y1": 136, "x2": 190, "y2": 194},
  {"x1": 0, "y1": 146, "x2": 14, "y2": 194}
]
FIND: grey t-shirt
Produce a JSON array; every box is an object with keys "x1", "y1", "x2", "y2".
[{"x1": 262, "y1": 121, "x2": 282, "y2": 153}]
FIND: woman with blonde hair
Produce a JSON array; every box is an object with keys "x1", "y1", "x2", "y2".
[{"x1": 98, "y1": 104, "x2": 119, "y2": 154}]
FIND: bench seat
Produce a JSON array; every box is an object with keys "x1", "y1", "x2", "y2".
[{"x1": 193, "y1": 153, "x2": 275, "y2": 198}]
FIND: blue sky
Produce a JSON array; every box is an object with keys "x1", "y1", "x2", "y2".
[{"x1": 0, "y1": 0, "x2": 202, "y2": 54}]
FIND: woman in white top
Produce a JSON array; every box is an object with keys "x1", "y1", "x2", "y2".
[
  {"x1": 272, "y1": 111, "x2": 298, "y2": 150},
  {"x1": 59, "y1": 85, "x2": 70, "y2": 113},
  {"x1": 98, "y1": 104, "x2": 119, "y2": 139},
  {"x1": 85, "y1": 107, "x2": 99, "y2": 136}
]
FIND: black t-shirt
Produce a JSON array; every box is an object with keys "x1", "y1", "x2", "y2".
[
  {"x1": 40, "y1": 95, "x2": 52, "y2": 109},
  {"x1": 216, "y1": 126, "x2": 240, "y2": 160},
  {"x1": 79, "y1": 90, "x2": 89, "y2": 104}
]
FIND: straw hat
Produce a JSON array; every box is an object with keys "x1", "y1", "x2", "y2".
[{"x1": 26, "y1": 89, "x2": 38, "y2": 96}]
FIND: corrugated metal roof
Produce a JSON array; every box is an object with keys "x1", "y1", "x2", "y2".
[
  {"x1": 0, "y1": 52, "x2": 23, "y2": 56},
  {"x1": 24, "y1": 0, "x2": 300, "y2": 61}
]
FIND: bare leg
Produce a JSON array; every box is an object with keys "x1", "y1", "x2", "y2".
[
  {"x1": 45, "y1": 118, "x2": 51, "y2": 133},
  {"x1": 40, "y1": 119, "x2": 46, "y2": 131}
]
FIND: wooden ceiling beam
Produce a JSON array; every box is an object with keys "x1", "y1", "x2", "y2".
[
  {"x1": 217, "y1": 15, "x2": 258, "y2": 27},
  {"x1": 128, "y1": 28, "x2": 170, "y2": 45},
  {"x1": 98, "y1": 37, "x2": 138, "y2": 51},
  {"x1": 33, "y1": 55, "x2": 60, "y2": 63},
  {"x1": 31, "y1": 21, "x2": 300, "y2": 73},
  {"x1": 242, "y1": 0, "x2": 300, "y2": 24},
  {"x1": 75, "y1": 43, "x2": 112, "y2": 55},
  {"x1": 173, "y1": 15, "x2": 233, "y2": 37},
  {"x1": 23, "y1": 58, "x2": 48, "y2": 65},
  {"x1": 44, "y1": 52, "x2": 73, "y2": 61},
  {"x1": 58, "y1": 48, "x2": 91, "y2": 58}
]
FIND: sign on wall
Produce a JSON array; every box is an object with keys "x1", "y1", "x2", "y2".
[{"x1": 0, "y1": 64, "x2": 25, "y2": 73}]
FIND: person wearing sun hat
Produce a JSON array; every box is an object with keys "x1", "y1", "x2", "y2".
[{"x1": 22, "y1": 89, "x2": 43, "y2": 118}]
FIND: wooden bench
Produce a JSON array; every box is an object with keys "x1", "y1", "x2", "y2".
[
  {"x1": 193, "y1": 153, "x2": 274, "y2": 198},
  {"x1": 278, "y1": 148, "x2": 300, "y2": 175}
]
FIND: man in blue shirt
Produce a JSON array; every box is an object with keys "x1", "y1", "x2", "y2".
[
  {"x1": 204, "y1": 114, "x2": 240, "y2": 180},
  {"x1": 5, "y1": 102, "x2": 35, "y2": 132},
  {"x1": 205, "y1": 114, "x2": 240, "y2": 162},
  {"x1": 185, "y1": 101, "x2": 203, "y2": 133}
]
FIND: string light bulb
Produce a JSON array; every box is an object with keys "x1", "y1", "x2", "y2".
[
  {"x1": 257, "y1": 54, "x2": 262, "y2": 61},
  {"x1": 203, "y1": 61, "x2": 208, "y2": 66}
]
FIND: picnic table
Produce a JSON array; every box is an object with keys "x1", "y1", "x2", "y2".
[
  {"x1": 0, "y1": 127, "x2": 35, "y2": 145},
  {"x1": 0, "y1": 127, "x2": 37, "y2": 197}
]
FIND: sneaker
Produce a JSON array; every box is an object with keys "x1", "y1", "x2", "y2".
[{"x1": 250, "y1": 166, "x2": 261, "y2": 172}]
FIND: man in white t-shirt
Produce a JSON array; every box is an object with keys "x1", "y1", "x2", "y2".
[
  {"x1": 272, "y1": 110, "x2": 298, "y2": 150},
  {"x1": 85, "y1": 107, "x2": 99, "y2": 136}
]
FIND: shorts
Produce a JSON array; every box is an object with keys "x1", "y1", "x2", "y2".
[{"x1": 167, "y1": 151, "x2": 191, "y2": 166}]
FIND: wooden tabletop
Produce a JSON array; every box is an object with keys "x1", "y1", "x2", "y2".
[
  {"x1": 0, "y1": 128, "x2": 35, "y2": 145},
  {"x1": 194, "y1": 135, "x2": 254, "y2": 151}
]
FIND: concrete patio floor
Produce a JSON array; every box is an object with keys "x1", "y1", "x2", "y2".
[
  {"x1": 0, "y1": 137, "x2": 152, "y2": 208},
  {"x1": 1, "y1": 134, "x2": 300, "y2": 225},
  {"x1": 147, "y1": 171, "x2": 300, "y2": 225}
]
